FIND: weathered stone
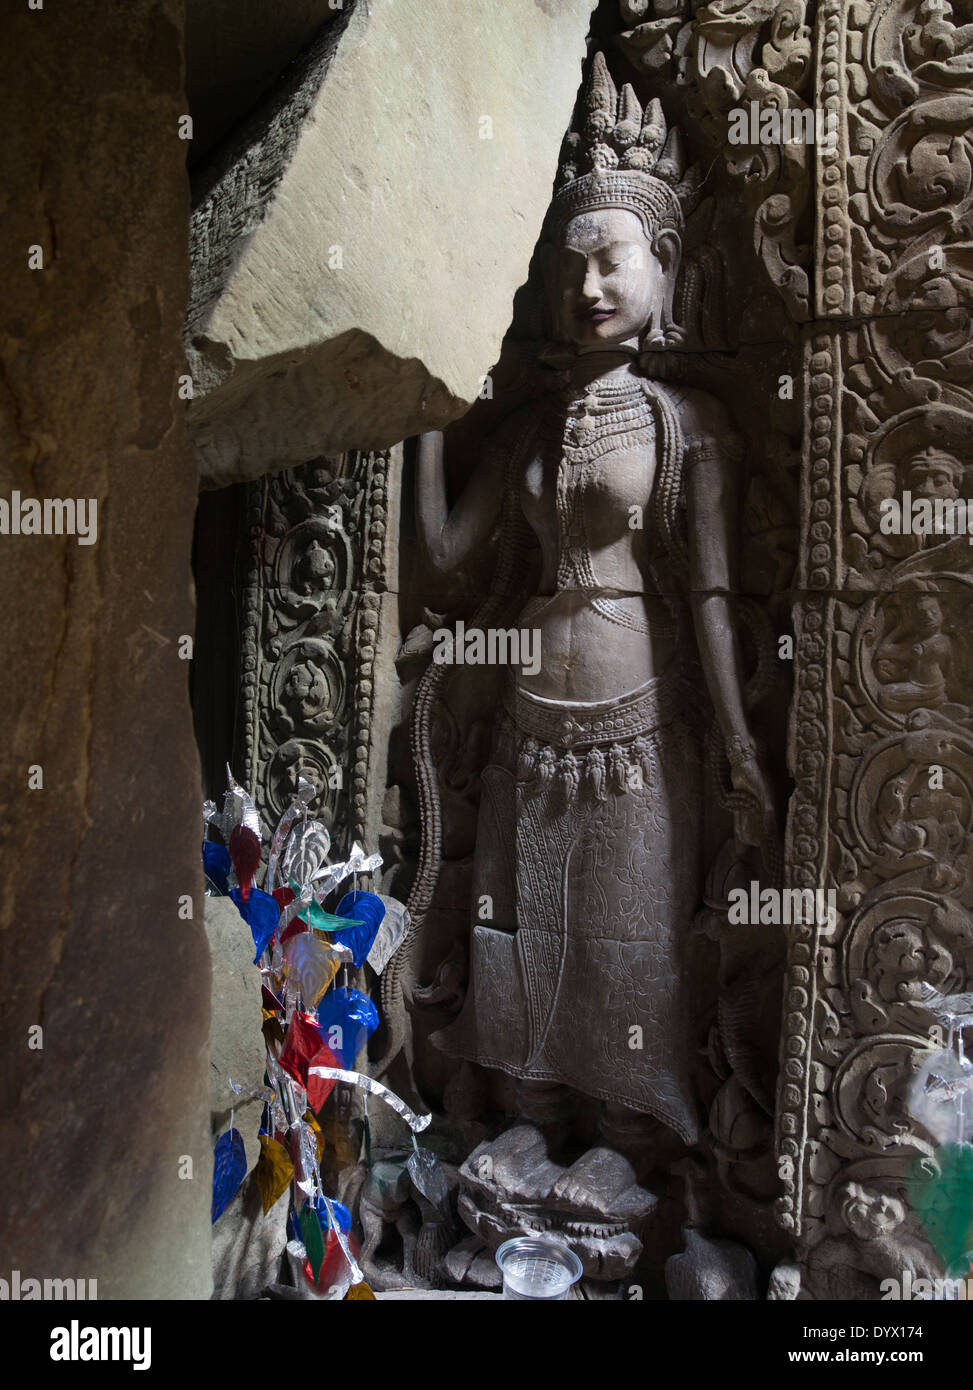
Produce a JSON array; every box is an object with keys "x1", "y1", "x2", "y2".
[
  {"x1": 665, "y1": 1229, "x2": 761, "y2": 1302},
  {"x1": 186, "y1": 0, "x2": 597, "y2": 487},
  {"x1": 212, "y1": 1172, "x2": 289, "y2": 1301},
  {"x1": 205, "y1": 896, "x2": 266, "y2": 1172},
  {"x1": 0, "y1": 1, "x2": 210, "y2": 1299}
]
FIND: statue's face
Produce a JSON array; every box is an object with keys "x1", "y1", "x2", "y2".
[
  {"x1": 915, "y1": 596, "x2": 942, "y2": 628},
  {"x1": 842, "y1": 1184, "x2": 904, "y2": 1240},
  {"x1": 554, "y1": 209, "x2": 666, "y2": 349},
  {"x1": 906, "y1": 453, "x2": 962, "y2": 500}
]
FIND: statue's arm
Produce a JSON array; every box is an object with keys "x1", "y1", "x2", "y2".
[
  {"x1": 684, "y1": 395, "x2": 775, "y2": 843},
  {"x1": 415, "y1": 429, "x2": 508, "y2": 573},
  {"x1": 686, "y1": 434, "x2": 749, "y2": 746}
]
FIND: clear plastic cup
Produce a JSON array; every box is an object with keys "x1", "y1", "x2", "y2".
[{"x1": 495, "y1": 1236, "x2": 583, "y2": 1300}]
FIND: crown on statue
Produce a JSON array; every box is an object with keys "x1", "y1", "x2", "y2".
[{"x1": 547, "y1": 51, "x2": 702, "y2": 240}]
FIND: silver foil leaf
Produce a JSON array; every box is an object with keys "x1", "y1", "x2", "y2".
[
  {"x1": 281, "y1": 819, "x2": 332, "y2": 891},
  {"x1": 266, "y1": 776, "x2": 316, "y2": 895},
  {"x1": 306, "y1": 1065, "x2": 432, "y2": 1133},
  {"x1": 366, "y1": 896, "x2": 411, "y2": 975},
  {"x1": 407, "y1": 1146, "x2": 449, "y2": 1217}
]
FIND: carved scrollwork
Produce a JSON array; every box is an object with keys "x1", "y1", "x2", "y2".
[
  {"x1": 843, "y1": 890, "x2": 973, "y2": 1035},
  {"x1": 846, "y1": 718, "x2": 973, "y2": 898},
  {"x1": 831, "y1": 1036, "x2": 935, "y2": 1158},
  {"x1": 853, "y1": 573, "x2": 973, "y2": 725}
]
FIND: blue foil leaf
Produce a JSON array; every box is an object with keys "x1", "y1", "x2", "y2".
[
  {"x1": 230, "y1": 886, "x2": 280, "y2": 963},
  {"x1": 331, "y1": 891, "x2": 386, "y2": 969},
  {"x1": 212, "y1": 1128, "x2": 247, "y2": 1224},
  {"x1": 314, "y1": 987, "x2": 380, "y2": 1070},
  {"x1": 202, "y1": 841, "x2": 232, "y2": 895},
  {"x1": 309, "y1": 1195, "x2": 352, "y2": 1232}
]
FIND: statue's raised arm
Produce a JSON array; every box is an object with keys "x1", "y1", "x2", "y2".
[{"x1": 415, "y1": 428, "x2": 507, "y2": 573}]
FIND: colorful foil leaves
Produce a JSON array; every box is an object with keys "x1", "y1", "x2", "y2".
[
  {"x1": 291, "y1": 1199, "x2": 357, "y2": 1293},
  {"x1": 202, "y1": 841, "x2": 231, "y2": 895},
  {"x1": 229, "y1": 824, "x2": 261, "y2": 902},
  {"x1": 907, "y1": 1144, "x2": 973, "y2": 1272},
  {"x1": 292, "y1": 885, "x2": 363, "y2": 935},
  {"x1": 366, "y1": 895, "x2": 411, "y2": 975},
  {"x1": 212, "y1": 1128, "x2": 247, "y2": 1224}
]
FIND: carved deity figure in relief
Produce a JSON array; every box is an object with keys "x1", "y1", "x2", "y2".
[
  {"x1": 411, "y1": 55, "x2": 776, "y2": 1154},
  {"x1": 874, "y1": 582, "x2": 953, "y2": 713}
]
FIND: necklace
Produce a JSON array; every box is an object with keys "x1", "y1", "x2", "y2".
[{"x1": 554, "y1": 379, "x2": 654, "y2": 456}]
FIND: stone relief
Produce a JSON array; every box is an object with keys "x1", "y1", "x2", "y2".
[
  {"x1": 233, "y1": 0, "x2": 973, "y2": 1299},
  {"x1": 372, "y1": 48, "x2": 797, "y2": 1291},
  {"x1": 777, "y1": 0, "x2": 973, "y2": 1299},
  {"x1": 241, "y1": 450, "x2": 393, "y2": 852}
]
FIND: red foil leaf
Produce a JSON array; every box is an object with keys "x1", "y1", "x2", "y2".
[
  {"x1": 229, "y1": 824, "x2": 261, "y2": 902},
  {"x1": 279, "y1": 1012, "x2": 340, "y2": 1112}
]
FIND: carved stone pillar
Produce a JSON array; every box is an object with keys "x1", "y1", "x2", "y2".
[
  {"x1": 239, "y1": 449, "x2": 401, "y2": 860},
  {"x1": 778, "y1": 0, "x2": 973, "y2": 1297}
]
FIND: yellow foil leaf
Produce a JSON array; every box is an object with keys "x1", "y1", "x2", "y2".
[
  {"x1": 255, "y1": 1134, "x2": 293, "y2": 1215},
  {"x1": 345, "y1": 1281, "x2": 376, "y2": 1300}
]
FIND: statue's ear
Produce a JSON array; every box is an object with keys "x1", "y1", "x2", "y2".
[{"x1": 653, "y1": 228, "x2": 682, "y2": 276}]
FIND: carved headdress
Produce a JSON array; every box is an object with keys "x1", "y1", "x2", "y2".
[{"x1": 547, "y1": 51, "x2": 702, "y2": 242}]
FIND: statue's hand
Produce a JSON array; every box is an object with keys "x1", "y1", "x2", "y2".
[{"x1": 730, "y1": 752, "x2": 777, "y2": 849}]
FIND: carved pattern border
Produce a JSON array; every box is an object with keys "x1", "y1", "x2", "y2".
[
  {"x1": 239, "y1": 451, "x2": 393, "y2": 855},
  {"x1": 779, "y1": 0, "x2": 973, "y2": 1279}
]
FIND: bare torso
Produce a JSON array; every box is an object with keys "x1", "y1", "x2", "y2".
[{"x1": 515, "y1": 368, "x2": 678, "y2": 702}]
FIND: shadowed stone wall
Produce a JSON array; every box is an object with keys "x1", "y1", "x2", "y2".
[{"x1": 0, "y1": 0, "x2": 212, "y2": 1299}]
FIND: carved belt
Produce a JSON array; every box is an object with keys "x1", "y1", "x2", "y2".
[{"x1": 504, "y1": 659, "x2": 691, "y2": 752}]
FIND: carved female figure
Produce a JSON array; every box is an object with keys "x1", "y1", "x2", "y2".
[{"x1": 411, "y1": 57, "x2": 775, "y2": 1149}]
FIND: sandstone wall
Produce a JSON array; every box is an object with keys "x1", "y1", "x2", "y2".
[{"x1": 0, "y1": 0, "x2": 211, "y2": 1299}]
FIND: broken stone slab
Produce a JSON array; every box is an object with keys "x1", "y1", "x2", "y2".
[{"x1": 186, "y1": 0, "x2": 597, "y2": 487}]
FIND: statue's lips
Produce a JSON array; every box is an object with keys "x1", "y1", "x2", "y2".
[{"x1": 576, "y1": 307, "x2": 616, "y2": 324}]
